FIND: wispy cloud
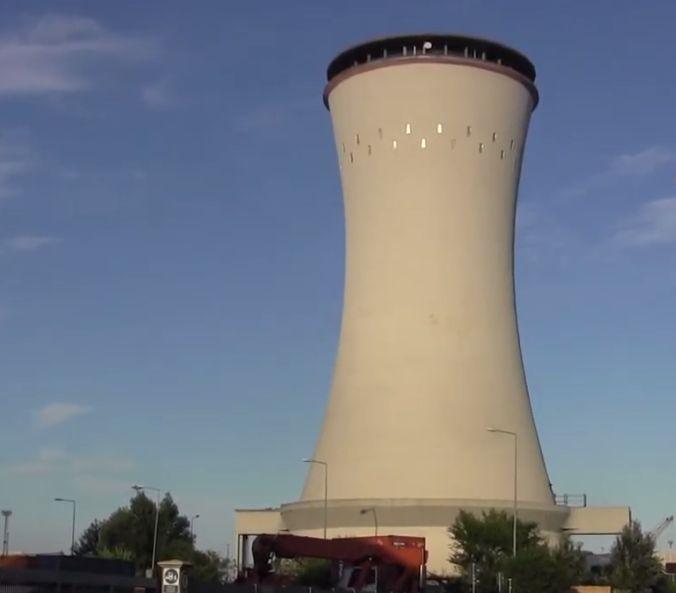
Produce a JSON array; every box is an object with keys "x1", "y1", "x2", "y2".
[
  {"x1": 0, "y1": 14, "x2": 157, "y2": 97},
  {"x1": 6, "y1": 447, "x2": 133, "y2": 479},
  {"x1": 0, "y1": 141, "x2": 29, "y2": 199},
  {"x1": 33, "y1": 402, "x2": 90, "y2": 429},
  {"x1": 231, "y1": 94, "x2": 315, "y2": 136},
  {"x1": 561, "y1": 146, "x2": 676, "y2": 198},
  {"x1": 614, "y1": 197, "x2": 676, "y2": 246},
  {"x1": 5, "y1": 235, "x2": 60, "y2": 252},
  {"x1": 516, "y1": 201, "x2": 579, "y2": 264},
  {"x1": 141, "y1": 77, "x2": 177, "y2": 108}
]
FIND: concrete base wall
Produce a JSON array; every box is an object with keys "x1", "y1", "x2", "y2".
[{"x1": 237, "y1": 498, "x2": 570, "y2": 575}]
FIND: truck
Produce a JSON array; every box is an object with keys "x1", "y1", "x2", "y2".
[{"x1": 244, "y1": 533, "x2": 427, "y2": 593}]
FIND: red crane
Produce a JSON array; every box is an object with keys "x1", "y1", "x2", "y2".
[{"x1": 247, "y1": 533, "x2": 427, "y2": 593}]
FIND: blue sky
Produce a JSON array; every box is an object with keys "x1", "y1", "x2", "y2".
[{"x1": 1, "y1": 0, "x2": 676, "y2": 556}]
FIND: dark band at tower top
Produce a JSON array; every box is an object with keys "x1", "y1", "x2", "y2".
[{"x1": 326, "y1": 34, "x2": 536, "y2": 84}]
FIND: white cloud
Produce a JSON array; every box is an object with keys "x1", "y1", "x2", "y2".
[
  {"x1": 609, "y1": 146, "x2": 676, "y2": 177},
  {"x1": 231, "y1": 95, "x2": 315, "y2": 136},
  {"x1": 0, "y1": 141, "x2": 29, "y2": 199},
  {"x1": 4, "y1": 448, "x2": 134, "y2": 480},
  {"x1": 6, "y1": 235, "x2": 60, "y2": 252},
  {"x1": 516, "y1": 201, "x2": 578, "y2": 264},
  {"x1": 37, "y1": 446, "x2": 68, "y2": 461},
  {"x1": 73, "y1": 456, "x2": 134, "y2": 474},
  {"x1": 0, "y1": 14, "x2": 157, "y2": 97},
  {"x1": 614, "y1": 197, "x2": 676, "y2": 246},
  {"x1": 33, "y1": 402, "x2": 90, "y2": 429},
  {"x1": 141, "y1": 78, "x2": 177, "y2": 108},
  {"x1": 561, "y1": 145, "x2": 676, "y2": 198}
]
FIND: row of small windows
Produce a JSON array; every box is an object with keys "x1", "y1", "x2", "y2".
[
  {"x1": 343, "y1": 124, "x2": 517, "y2": 152},
  {"x1": 344, "y1": 138, "x2": 518, "y2": 163}
]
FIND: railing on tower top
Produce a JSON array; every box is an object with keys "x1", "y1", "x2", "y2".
[{"x1": 555, "y1": 493, "x2": 588, "y2": 507}]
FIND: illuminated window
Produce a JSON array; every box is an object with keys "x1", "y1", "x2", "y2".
[
  {"x1": 392, "y1": 140, "x2": 398, "y2": 150},
  {"x1": 437, "y1": 123, "x2": 443, "y2": 134},
  {"x1": 405, "y1": 123, "x2": 412, "y2": 135},
  {"x1": 421, "y1": 138, "x2": 427, "y2": 149}
]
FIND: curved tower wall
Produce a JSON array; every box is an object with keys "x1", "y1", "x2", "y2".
[
  {"x1": 284, "y1": 37, "x2": 562, "y2": 574},
  {"x1": 303, "y1": 47, "x2": 551, "y2": 506}
]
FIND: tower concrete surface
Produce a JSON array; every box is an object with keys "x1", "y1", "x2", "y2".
[{"x1": 235, "y1": 34, "x2": 630, "y2": 576}]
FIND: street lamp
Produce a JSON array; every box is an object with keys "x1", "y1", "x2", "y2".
[
  {"x1": 360, "y1": 508, "x2": 378, "y2": 537},
  {"x1": 190, "y1": 514, "x2": 200, "y2": 541},
  {"x1": 54, "y1": 498, "x2": 76, "y2": 555},
  {"x1": 1, "y1": 510, "x2": 11, "y2": 556},
  {"x1": 487, "y1": 427, "x2": 518, "y2": 557},
  {"x1": 303, "y1": 458, "x2": 328, "y2": 539},
  {"x1": 132, "y1": 484, "x2": 161, "y2": 573}
]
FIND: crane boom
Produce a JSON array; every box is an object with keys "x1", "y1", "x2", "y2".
[{"x1": 650, "y1": 516, "x2": 674, "y2": 540}]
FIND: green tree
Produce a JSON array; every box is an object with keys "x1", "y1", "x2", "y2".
[
  {"x1": 449, "y1": 509, "x2": 541, "y2": 592},
  {"x1": 77, "y1": 494, "x2": 231, "y2": 582},
  {"x1": 609, "y1": 521, "x2": 662, "y2": 593},
  {"x1": 192, "y1": 550, "x2": 230, "y2": 584},
  {"x1": 449, "y1": 509, "x2": 585, "y2": 593},
  {"x1": 73, "y1": 519, "x2": 103, "y2": 556},
  {"x1": 504, "y1": 536, "x2": 585, "y2": 593},
  {"x1": 277, "y1": 558, "x2": 333, "y2": 588},
  {"x1": 94, "y1": 492, "x2": 192, "y2": 571}
]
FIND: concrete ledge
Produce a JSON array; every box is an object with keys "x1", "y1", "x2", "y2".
[{"x1": 562, "y1": 506, "x2": 631, "y2": 535}]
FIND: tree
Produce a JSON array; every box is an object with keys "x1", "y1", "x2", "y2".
[
  {"x1": 449, "y1": 509, "x2": 585, "y2": 593},
  {"x1": 80, "y1": 492, "x2": 192, "y2": 571},
  {"x1": 73, "y1": 519, "x2": 103, "y2": 556},
  {"x1": 504, "y1": 536, "x2": 585, "y2": 593},
  {"x1": 449, "y1": 509, "x2": 541, "y2": 592},
  {"x1": 192, "y1": 550, "x2": 229, "y2": 583},
  {"x1": 277, "y1": 558, "x2": 333, "y2": 588},
  {"x1": 609, "y1": 521, "x2": 662, "y2": 593}
]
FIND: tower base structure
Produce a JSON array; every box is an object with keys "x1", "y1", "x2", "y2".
[{"x1": 235, "y1": 500, "x2": 630, "y2": 576}]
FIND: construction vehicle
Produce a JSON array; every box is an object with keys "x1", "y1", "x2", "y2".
[{"x1": 244, "y1": 533, "x2": 427, "y2": 593}]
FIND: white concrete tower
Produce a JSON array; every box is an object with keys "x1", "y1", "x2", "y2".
[
  {"x1": 235, "y1": 34, "x2": 632, "y2": 577},
  {"x1": 282, "y1": 34, "x2": 565, "y2": 571}
]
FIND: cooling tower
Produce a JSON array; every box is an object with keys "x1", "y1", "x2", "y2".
[
  {"x1": 235, "y1": 35, "x2": 632, "y2": 574},
  {"x1": 281, "y1": 34, "x2": 566, "y2": 571}
]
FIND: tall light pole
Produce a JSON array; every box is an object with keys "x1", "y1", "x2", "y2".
[
  {"x1": 190, "y1": 514, "x2": 200, "y2": 542},
  {"x1": 487, "y1": 427, "x2": 518, "y2": 557},
  {"x1": 54, "y1": 498, "x2": 76, "y2": 555},
  {"x1": 132, "y1": 484, "x2": 161, "y2": 573},
  {"x1": 303, "y1": 458, "x2": 328, "y2": 539},
  {"x1": 360, "y1": 507, "x2": 378, "y2": 537},
  {"x1": 1, "y1": 510, "x2": 11, "y2": 556}
]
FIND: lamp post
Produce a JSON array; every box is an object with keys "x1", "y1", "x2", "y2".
[
  {"x1": 54, "y1": 498, "x2": 76, "y2": 555},
  {"x1": 487, "y1": 427, "x2": 518, "y2": 557},
  {"x1": 360, "y1": 508, "x2": 378, "y2": 537},
  {"x1": 1, "y1": 510, "x2": 11, "y2": 556},
  {"x1": 303, "y1": 458, "x2": 328, "y2": 539},
  {"x1": 190, "y1": 514, "x2": 200, "y2": 541},
  {"x1": 132, "y1": 484, "x2": 161, "y2": 573}
]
